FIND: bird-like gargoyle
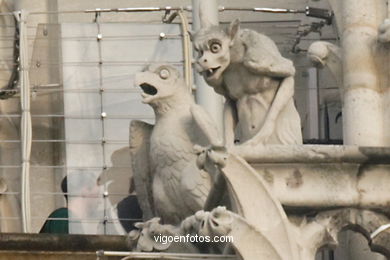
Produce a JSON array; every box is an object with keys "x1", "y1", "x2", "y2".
[
  {"x1": 191, "y1": 19, "x2": 303, "y2": 147},
  {"x1": 130, "y1": 64, "x2": 223, "y2": 225}
]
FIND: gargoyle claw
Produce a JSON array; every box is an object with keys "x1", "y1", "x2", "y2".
[{"x1": 194, "y1": 145, "x2": 228, "y2": 170}]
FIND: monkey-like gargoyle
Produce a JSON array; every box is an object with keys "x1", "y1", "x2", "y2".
[
  {"x1": 130, "y1": 64, "x2": 224, "y2": 225},
  {"x1": 191, "y1": 19, "x2": 303, "y2": 147}
]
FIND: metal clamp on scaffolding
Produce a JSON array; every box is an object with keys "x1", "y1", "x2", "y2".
[{"x1": 305, "y1": 6, "x2": 334, "y2": 25}]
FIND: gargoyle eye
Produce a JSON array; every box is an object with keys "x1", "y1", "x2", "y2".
[
  {"x1": 159, "y1": 69, "x2": 170, "y2": 79},
  {"x1": 210, "y1": 42, "x2": 221, "y2": 53}
]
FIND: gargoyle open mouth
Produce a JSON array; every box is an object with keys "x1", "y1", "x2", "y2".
[
  {"x1": 140, "y1": 83, "x2": 157, "y2": 95},
  {"x1": 204, "y1": 67, "x2": 221, "y2": 78}
]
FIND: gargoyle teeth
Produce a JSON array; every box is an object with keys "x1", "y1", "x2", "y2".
[{"x1": 204, "y1": 67, "x2": 221, "y2": 78}]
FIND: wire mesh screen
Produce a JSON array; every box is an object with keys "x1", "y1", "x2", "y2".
[
  {"x1": 26, "y1": 22, "x2": 184, "y2": 234},
  {"x1": 0, "y1": 10, "x2": 22, "y2": 232}
]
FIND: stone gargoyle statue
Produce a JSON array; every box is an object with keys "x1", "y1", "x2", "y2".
[
  {"x1": 190, "y1": 19, "x2": 302, "y2": 147},
  {"x1": 130, "y1": 64, "x2": 224, "y2": 225}
]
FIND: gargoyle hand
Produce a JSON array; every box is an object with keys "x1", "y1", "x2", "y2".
[{"x1": 194, "y1": 145, "x2": 227, "y2": 170}]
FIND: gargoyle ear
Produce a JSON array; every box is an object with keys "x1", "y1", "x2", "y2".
[{"x1": 228, "y1": 19, "x2": 240, "y2": 42}]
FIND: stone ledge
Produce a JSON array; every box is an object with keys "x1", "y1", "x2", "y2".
[
  {"x1": 234, "y1": 144, "x2": 390, "y2": 164},
  {"x1": 0, "y1": 233, "x2": 127, "y2": 252}
]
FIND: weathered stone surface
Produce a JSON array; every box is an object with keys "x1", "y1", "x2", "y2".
[
  {"x1": 130, "y1": 64, "x2": 222, "y2": 225},
  {"x1": 191, "y1": 19, "x2": 302, "y2": 147}
]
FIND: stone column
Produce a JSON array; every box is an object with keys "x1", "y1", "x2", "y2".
[
  {"x1": 324, "y1": 1, "x2": 388, "y2": 259},
  {"x1": 341, "y1": 0, "x2": 384, "y2": 146},
  {"x1": 192, "y1": 0, "x2": 224, "y2": 134},
  {"x1": 336, "y1": 2, "x2": 387, "y2": 259}
]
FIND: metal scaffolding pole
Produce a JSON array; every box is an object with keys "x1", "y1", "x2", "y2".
[
  {"x1": 15, "y1": 9, "x2": 32, "y2": 233},
  {"x1": 192, "y1": 0, "x2": 224, "y2": 134}
]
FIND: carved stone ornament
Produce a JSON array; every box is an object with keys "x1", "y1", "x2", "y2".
[
  {"x1": 190, "y1": 19, "x2": 302, "y2": 147},
  {"x1": 128, "y1": 146, "x2": 390, "y2": 259},
  {"x1": 128, "y1": 218, "x2": 174, "y2": 252},
  {"x1": 130, "y1": 64, "x2": 224, "y2": 225},
  {"x1": 307, "y1": 41, "x2": 342, "y2": 90}
]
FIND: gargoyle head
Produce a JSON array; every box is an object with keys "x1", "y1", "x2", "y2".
[
  {"x1": 190, "y1": 19, "x2": 240, "y2": 84},
  {"x1": 198, "y1": 206, "x2": 233, "y2": 237},
  {"x1": 134, "y1": 64, "x2": 185, "y2": 105},
  {"x1": 307, "y1": 42, "x2": 329, "y2": 68}
]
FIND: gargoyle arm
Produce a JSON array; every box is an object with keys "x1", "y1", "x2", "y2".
[
  {"x1": 245, "y1": 76, "x2": 295, "y2": 145},
  {"x1": 190, "y1": 104, "x2": 224, "y2": 147},
  {"x1": 223, "y1": 98, "x2": 237, "y2": 147},
  {"x1": 129, "y1": 120, "x2": 155, "y2": 220},
  {"x1": 242, "y1": 31, "x2": 295, "y2": 77},
  {"x1": 243, "y1": 54, "x2": 295, "y2": 78}
]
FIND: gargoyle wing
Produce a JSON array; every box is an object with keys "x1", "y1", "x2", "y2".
[
  {"x1": 220, "y1": 154, "x2": 300, "y2": 260},
  {"x1": 242, "y1": 30, "x2": 295, "y2": 77},
  {"x1": 190, "y1": 104, "x2": 223, "y2": 147},
  {"x1": 129, "y1": 120, "x2": 154, "y2": 220}
]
